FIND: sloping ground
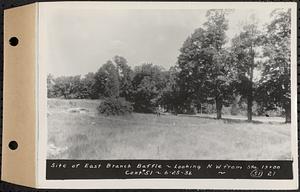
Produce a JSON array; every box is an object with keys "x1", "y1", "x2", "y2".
[{"x1": 47, "y1": 99, "x2": 291, "y2": 160}]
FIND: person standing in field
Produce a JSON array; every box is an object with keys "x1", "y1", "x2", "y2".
[{"x1": 156, "y1": 105, "x2": 163, "y2": 116}]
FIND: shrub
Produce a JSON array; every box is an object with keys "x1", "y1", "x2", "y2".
[{"x1": 97, "y1": 97, "x2": 133, "y2": 116}]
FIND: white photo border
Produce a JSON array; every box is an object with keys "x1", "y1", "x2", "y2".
[{"x1": 37, "y1": 1, "x2": 298, "y2": 189}]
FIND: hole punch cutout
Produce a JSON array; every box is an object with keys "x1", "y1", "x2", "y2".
[
  {"x1": 8, "y1": 141, "x2": 18, "y2": 150},
  {"x1": 9, "y1": 37, "x2": 19, "y2": 46}
]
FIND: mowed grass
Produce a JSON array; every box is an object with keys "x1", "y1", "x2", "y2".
[{"x1": 47, "y1": 98, "x2": 291, "y2": 160}]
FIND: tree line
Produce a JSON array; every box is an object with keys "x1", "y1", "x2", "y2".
[{"x1": 47, "y1": 9, "x2": 291, "y2": 123}]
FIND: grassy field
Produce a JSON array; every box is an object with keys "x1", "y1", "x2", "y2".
[{"x1": 47, "y1": 98, "x2": 291, "y2": 160}]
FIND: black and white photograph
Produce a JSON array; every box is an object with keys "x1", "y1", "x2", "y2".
[{"x1": 44, "y1": 3, "x2": 294, "y2": 162}]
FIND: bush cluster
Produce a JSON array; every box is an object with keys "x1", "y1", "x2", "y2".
[{"x1": 97, "y1": 97, "x2": 133, "y2": 116}]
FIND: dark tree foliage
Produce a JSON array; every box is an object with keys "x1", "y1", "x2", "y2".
[
  {"x1": 94, "y1": 60, "x2": 120, "y2": 98},
  {"x1": 131, "y1": 63, "x2": 167, "y2": 113},
  {"x1": 256, "y1": 9, "x2": 291, "y2": 123},
  {"x1": 176, "y1": 27, "x2": 212, "y2": 113},
  {"x1": 160, "y1": 66, "x2": 182, "y2": 114},
  {"x1": 97, "y1": 97, "x2": 133, "y2": 116},
  {"x1": 47, "y1": 73, "x2": 98, "y2": 99},
  {"x1": 113, "y1": 56, "x2": 134, "y2": 100},
  {"x1": 51, "y1": 75, "x2": 84, "y2": 99},
  {"x1": 80, "y1": 72, "x2": 98, "y2": 99},
  {"x1": 176, "y1": 9, "x2": 233, "y2": 118},
  {"x1": 204, "y1": 9, "x2": 234, "y2": 119},
  {"x1": 231, "y1": 23, "x2": 262, "y2": 121}
]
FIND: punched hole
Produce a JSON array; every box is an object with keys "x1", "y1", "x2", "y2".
[
  {"x1": 8, "y1": 141, "x2": 18, "y2": 150},
  {"x1": 9, "y1": 37, "x2": 19, "y2": 46}
]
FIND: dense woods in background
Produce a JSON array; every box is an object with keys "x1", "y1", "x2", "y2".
[{"x1": 47, "y1": 9, "x2": 292, "y2": 123}]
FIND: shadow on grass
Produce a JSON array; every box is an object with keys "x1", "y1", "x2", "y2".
[{"x1": 178, "y1": 114, "x2": 286, "y2": 125}]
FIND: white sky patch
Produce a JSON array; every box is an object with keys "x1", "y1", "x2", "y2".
[{"x1": 41, "y1": 6, "x2": 278, "y2": 77}]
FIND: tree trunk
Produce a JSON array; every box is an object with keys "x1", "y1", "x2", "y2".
[
  {"x1": 247, "y1": 95, "x2": 253, "y2": 121},
  {"x1": 285, "y1": 103, "x2": 291, "y2": 123},
  {"x1": 216, "y1": 97, "x2": 222, "y2": 119},
  {"x1": 247, "y1": 45, "x2": 255, "y2": 122}
]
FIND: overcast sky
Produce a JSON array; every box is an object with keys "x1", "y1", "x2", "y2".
[{"x1": 39, "y1": 3, "x2": 281, "y2": 77}]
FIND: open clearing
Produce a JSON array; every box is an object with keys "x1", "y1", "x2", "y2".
[{"x1": 47, "y1": 99, "x2": 291, "y2": 160}]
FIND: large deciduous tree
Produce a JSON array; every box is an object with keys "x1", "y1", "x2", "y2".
[
  {"x1": 256, "y1": 9, "x2": 291, "y2": 123},
  {"x1": 231, "y1": 23, "x2": 262, "y2": 121},
  {"x1": 94, "y1": 60, "x2": 120, "y2": 98},
  {"x1": 204, "y1": 9, "x2": 233, "y2": 119},
  {"x1": 132, "y1": 63, "x2": 167, "y2": 113},
  {"x1": 176, "y1": 27, "x2": 209, "y2": 113},
  {"x1": 177, "y1": 9, "x2": 232, "y2": 118},
  {"x1": 113, "y1": 56, "x2": 134, "y2": 100}
]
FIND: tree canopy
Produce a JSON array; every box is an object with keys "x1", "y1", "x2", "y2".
[
  {"x1": 47, "y1": 8, "x2": 292, "y2": 122},
  {"x1": 231, "y1": 22, "x2": 262, "y2": 121},
  {"x1": 256, "y1": 9, "x2": 291, "y2": 122}
]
